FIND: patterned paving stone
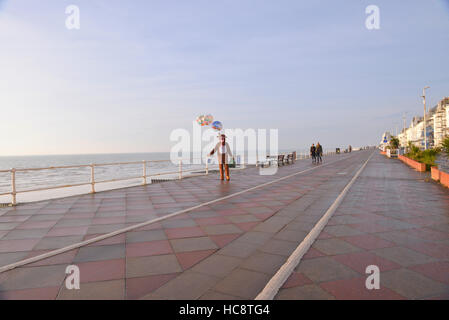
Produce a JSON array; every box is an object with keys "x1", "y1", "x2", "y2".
[
  {"x1": 170, "y1": 237, "x2": 218, "y2": 253},
  {"x1": 213, "y1": 268, "x2": 271, "y2": 299},
  {"x1": 372, "y1": 246, "x2": 438, "y2": 267},
  {"x1": 126, "y1": 273, "x2": 179, "y2": 300},
  {"x1": 126, "y1": 254, "x2": 182, "y2": 278},
  {"x1": 409, "y1": 261, "x2": 449, "y2": 285},
  {"x1": 282, "y1": 272, "x2": 313, "y2": 289},
  {"x1": 295, "y1": 257, "x2": 360, "y2": 283},
  {"x1": 312, "y1": 238, "x2": 361, "y2": 256},
  {"x1": 0, "y1": 286, "x2": 60, "y2": 300},
  {"x1": 276, "y1": 284, "x2": 335, "y2": 300},
  {"x1": 332, "y1": 251, "x2": 401, "y2": 274},
  {"x1": 320, "y1": 277, "x2": 405, "y2": 300},
  {"x1": 175, "y1": 249, "x2": 216, "y2": 270},
  {"x1": 74, "y1": 244, "x2": 125, "y2": 262},
  {"x1": 0, "y1": 265, "x2": 67, "y2": 291},
  {"x1": 341, "y1": 234, "x2": 396, "y2": 250},
  {"x1": 58, "y1": 280, "x2": 125, "y2": 300},
  {"x1": 380, "y1": 269, "x2": 449, "y2": 299},
  {"x1": 143, "y1": 271, "x2": 220, "y2": 300}
]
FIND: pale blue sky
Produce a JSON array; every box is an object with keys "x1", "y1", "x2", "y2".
[{"x1": 1, "y1": 0, "x2": 448, "y2": 155}]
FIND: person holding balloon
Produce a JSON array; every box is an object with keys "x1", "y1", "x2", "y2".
[{"x1": 209, "y1": 134, "x2": 234, "y2": 181}]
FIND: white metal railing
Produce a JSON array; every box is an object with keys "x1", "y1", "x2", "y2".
[{"x1": 0, "y1": 150, "x2": 339, "y2": 206}]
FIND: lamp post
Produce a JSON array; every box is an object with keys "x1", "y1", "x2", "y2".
[{"x1": 422, "y1": 86, "x2": 430, "y2": 150}]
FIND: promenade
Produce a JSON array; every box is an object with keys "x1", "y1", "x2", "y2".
[{"x1": 0, "y1": 150, "x2": 448, "y2": 300}]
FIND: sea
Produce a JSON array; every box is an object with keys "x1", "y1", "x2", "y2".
[{"x1": 0, "y1": 149, "x2": 316, "y2": 204}]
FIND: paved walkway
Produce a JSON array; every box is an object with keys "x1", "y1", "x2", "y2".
[
  {"x1": 276, "y1": 153, "x2": 449, "y2": 300},
  {"x1": 0, "y1": 150, "x2": 447, "y2": 299}
]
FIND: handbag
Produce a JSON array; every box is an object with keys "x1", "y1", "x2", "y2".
[{"x1": 228, "y1": 157, "x2": 236, "y2": 168}]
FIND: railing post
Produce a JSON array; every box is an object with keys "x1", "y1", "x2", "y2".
[
  {"x1": 90, "y1": 164, "x2": 95, "y2": 193},
  {"x1": 142, "y1": 160, "x2": 147, "y2": 185},
  {"x1": 11, "y1": 168, "x2": 17, "y2": 206},
  {"x1": 179, "y1": 160, "x2": 182, "y2": 180}
]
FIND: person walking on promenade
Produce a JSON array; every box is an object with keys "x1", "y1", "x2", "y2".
[
  {"x1": 310, "y1": 143, "x2": 316, "y2": 164},
  {"x1": 316, "y1": 142, "x2": 323, "y2": 163},
  {"x1": 209, "y1": 134, "x2": 234, "y2": 181}
]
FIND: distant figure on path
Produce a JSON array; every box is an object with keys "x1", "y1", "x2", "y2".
[
  {"x1": 349, "y1": 145, "x2": 352, "y2": 153},
  {"x1": 310, "y1": 144, "x2": 316, "y2": 164},
  {"x1": 209, "y1": 134, "x2": 234, "y2": 181},
  {"x1": 316, "y1": 142, "x2": 323, "y2": 163}
]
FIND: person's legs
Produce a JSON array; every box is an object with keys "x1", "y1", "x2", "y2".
[
  {"x1": 225, "y1": 164, "x2": 230, "y2": 181},
  {"x1": 219, "y1": 163, "x2": 224, "y2": 180}
]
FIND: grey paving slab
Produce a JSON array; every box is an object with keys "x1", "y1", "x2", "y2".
[
  {"x1": 372, "y1": 246, "x2": 438, "y2": 267},
  {"x1": 312, "y1": 238, "x2": 361, "y2": 255},
  {"x1": 191, "y1": 254, "x2": 243, "y2": 278},
  {"x1": 295, "y1": 257, "x2": 361, "y2": 283},
  {"x1": 381, "y1": 269, "x2": 449, "y2": 299},
  {"x1": 144, "y1": 271, "x2": 220, "y2": 300},
  {"x1": 240, "y1": 252, "x2": 286, "y2": 275},
  {"x1": 213, "y1": 268, "x2": 271, "y2": 299},
  {"x1": 276, "y1": 284, "x2": 335, "y2": 300},
  {"x1": 74, "y1": 244, "x2": 125, "y2": 263},
  {"x1": 170, "y1": 237, "x2": 218, "y2": 253},
  {"x1": 58, "y1": 280, "x2": 125, "y2": 300},
  {"x1": 0, "y1": 265, "x2": 66, "y2": 291},
  {"x1": 126, "y1": 254, "x2": 182, "y2": 278}
]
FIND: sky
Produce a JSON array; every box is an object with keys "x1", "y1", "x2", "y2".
[{"x1": 1, "y1": 0, "x2": 449, "y2": 155}]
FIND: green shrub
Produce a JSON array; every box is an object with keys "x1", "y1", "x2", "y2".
[
  {"x1": 390, "y1": 137, "x2": 400, "y2": 149},
  {"x1": 405, "y1": 146, "x2": 440, "y2": 171}
]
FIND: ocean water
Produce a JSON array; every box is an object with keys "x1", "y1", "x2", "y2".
[
  {"x1": 0, "y1": 148, "x2": 316, "y2": 204},
  {"x1": 0, "y1": 153, "x2": 207, "y2": 203}
]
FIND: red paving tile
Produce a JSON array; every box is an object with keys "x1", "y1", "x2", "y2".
[
  {"x1": 217, "y1": 209, "x2": 249, "y2": 216},
  {"x1": 47, "y1": 226, "x2": 89, "y2": 237},
  {"x1": 332, "y1": 251, "x2": 401, "y2": 274},
  {"x1": 320, "y1": 277, "x2": 405, "y2": 300},
  {"x1": 91, "y1": 217, "x2": 126, "y2": 225},
  {"x1": 342, "y1": 234, "x2": 396, "y2": 250},
  {"x1": 165, "y1": 227, "x2": 205, "y2": 239},
  {"x1": 254, "y1": 213, "x2": 275, "y2": 221},
  {"x1": 209, "y1": 234, "x2": 241, "y2": 248},
  {"x1": 126, "y1": 273, "x2": 179, "y2": 300},
  {"x1": 348, "y1": 223, "x2": 397, "y2": 234},
  {"x1": 78, "y1": 259, "x2": 125, "y2": 283},
  {"x1": 0, "y1": 239, "x2": 40, "y2": 253},
  {"x1": 282, "y1": 272, "x2": 313, "y2": 288},
  {"x1": 0, "y1": 287, "x2": 60, "y2": 300},
  {"x1": 402, "y1": 228, "x2": 449, "y2": 241},
  {"x1": 175, "y1": 249, "x2": 216, "y2": 270},
  {"x1": 194, "y1": 217, "x2": 229, "y2": 226},
  {"x1": 317, "y1": 232, "x2": 333, "y2": 240},
  {"x1": 235, "y1": 222, "x2": 259, "y2": 232},
  {"x1": 408, "y1": 261, "x2": 449, "y2": 285},
  {"x1": 17, "y1": 221, "x2": 57, "y2": 230},
  {"x1": 404, "y1": 241, "x2": 449, "y2": 260},
  {"x1": 126, "y1": 240, "x2": 172, "y2": 258}
]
